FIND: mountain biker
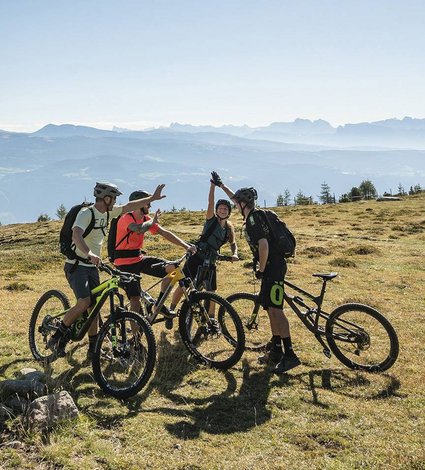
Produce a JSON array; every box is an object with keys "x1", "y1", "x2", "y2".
[
  {"x1": 112, "y1": 189, "x2": 196, "y2": 329},
  {"x1": 169, "y1": 172, "x2": 239, "y2": 311},
  {"x1": 217, "y1": 174, "x2": 300, "y2": 374},
  {"x1": 48, "y1": 182, "x2": 166, "y2": 358}
]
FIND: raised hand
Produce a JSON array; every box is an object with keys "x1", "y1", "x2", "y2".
[
  {"x1": 210, "y1": 171, "x2": 223, "y2": 187},
  {"x1": 153, "y1": 209, "x2": 161, "y2": 224},
  {"x1": 151, "y1": 184, "x2": 166, "y2": 201}
]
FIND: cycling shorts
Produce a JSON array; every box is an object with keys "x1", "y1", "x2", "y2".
[
  {"x1": 118, "y1": 256, "x2": 168, "y2": 298},
  {"x1": 258, "y1": 259, "x2": 287, "y2": 309},
  {"x1": 64, "y1": 263, "x2": 100, "y2": 300}
]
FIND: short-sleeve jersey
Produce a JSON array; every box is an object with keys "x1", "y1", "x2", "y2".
[
  {"x1": 68, "y1": 205, "x2": 123, "y2": 267},
  {"x1": 114, "y1": 212, "x2": 159, "y2": 266},
  {"x1": 244, "y1": 209, "x2": 280, "y2": 262}
]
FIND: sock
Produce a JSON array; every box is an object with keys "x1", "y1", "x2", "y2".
[
  {"x1": 88, "y1": 334, "x2": 97, "y2": 351},
  {"x1": 54, "y1": 321, "x2": 69, "y2": 339},
  {"x1": 282, "y1": 337, "x2": 296, "y2": 357},
  {"x1": 272, "y1": 335, "x2": 282, "y2": 352}
]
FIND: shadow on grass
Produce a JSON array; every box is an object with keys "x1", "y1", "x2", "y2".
[{"x1": 294, "y1": 368, "x2": 404, "y2": 407}]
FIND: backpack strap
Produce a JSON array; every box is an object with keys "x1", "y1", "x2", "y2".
[
  {"x1": 115, "y1": 212, "x2": 138, "y2": 250},
  {"x1": 82, "y1": 207, "x2": 96, "y2": 238},
  {"x1": 199, "y1": 217, "x2": 220, "y2": 244}
]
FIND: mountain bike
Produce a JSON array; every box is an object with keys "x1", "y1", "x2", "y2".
[
  {"x1": 127, "y1": 252, "x2": 245, "y2": 370},
  {"x1": 29, "y1": 263, "x2": 157, "y2": 399},
  {"x1": 227, "y1": 272, "x2": 399, "y2": 372}
]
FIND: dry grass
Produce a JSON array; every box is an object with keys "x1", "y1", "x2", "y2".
[{"x1": 1, "y1": 197, "x2": 424, "y2": 469}]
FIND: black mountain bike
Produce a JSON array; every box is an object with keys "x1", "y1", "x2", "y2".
[
  {"x1": 29, "y1": 263, "x2": 157, "y2": 399},
  {"x1": 127, "y1": 253, "x2": 245, "y2": 370},
  {"x1": 227, "y1": 272, "x2": 399, "y2": 372}
]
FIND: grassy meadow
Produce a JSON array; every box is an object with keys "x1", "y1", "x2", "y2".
[{"x1": 0, "y1": 196, "x2": 424, "y2": 469}]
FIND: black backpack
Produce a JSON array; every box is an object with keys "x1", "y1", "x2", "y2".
[
  {"x1": 258, "y1": 209, "x2": 296, "y2": 258},
  {"x1": 107, "y1": 212, "x2": 140, "y2": 262},
  {"x1": 59, "y1": 202, "x2": 95, "y2": 260}
]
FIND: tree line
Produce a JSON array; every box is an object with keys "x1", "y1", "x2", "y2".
[
  {"x1": 25, "y1": 181, "x2": 425, "y2": 223},
  {"x1": 276, "y1": 181, "x2": 423, "y2": 206}
]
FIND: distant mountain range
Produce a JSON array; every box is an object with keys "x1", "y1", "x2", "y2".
[{"x1": 1, "y1": 117, "x2": 425, "y2": 225}]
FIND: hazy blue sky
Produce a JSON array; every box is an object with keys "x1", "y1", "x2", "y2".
[{"x1": 1, "y1": 0, "x2": 424, "y2": 131}]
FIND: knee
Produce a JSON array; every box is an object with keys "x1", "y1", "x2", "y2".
[{"x1": 77, "y1": 297, "x2": 91, "y2": 311}]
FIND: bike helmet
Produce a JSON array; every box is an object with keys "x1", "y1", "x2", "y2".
[
  {"x1": 93, "y1": 182, "x2": 122, "y2": 198},
  {"x1": 129, "y1": 190, "x2": 151, "y2": 201},
  {"x1": 233, "y1": 187, "x2": 258, "y2": 204},
  {"x1": 215, "y1": 199, "x2": 232, "y2": 216}
]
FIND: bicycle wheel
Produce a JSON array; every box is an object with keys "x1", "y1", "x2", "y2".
[
  {"x1": 326, "y1": 303, "x2": 399, "y2": 372},
  {"x1": 29, "y1": 290, "x2": 70, "y2": 362},
  {"x1": 179, "y1": 291, "x2": 245, "y2": 370},
  {"x1": 92, "y1": 310, "x2": 156, "y2": 399},
  {"x1": 226, "y1": 292, "x2": 269, "y2": 351}
]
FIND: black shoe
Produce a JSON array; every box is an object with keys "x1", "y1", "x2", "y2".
[
  {"x1": 258, "y1": 348, "x2": 282, "y2": 365},
  {"x1": 160, "y1": 305, "x2": 176, "y2": 318},
  {"x1": 47, "y1": 332, "x2": 70, "y2": 357},
  {"x1": 164, "y1": 318, "x2": 174, "y2": 330},
  {"x1": 274, "y1": 355, "x2": 301, "y2": 374}
]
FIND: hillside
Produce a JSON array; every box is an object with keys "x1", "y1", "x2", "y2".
[{"x1": 0, "y1": 197, "x2": 424, "y2": 469}]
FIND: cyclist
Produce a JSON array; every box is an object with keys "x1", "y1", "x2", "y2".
[
  {"x1": 217, "y1": 176, "x2": 301, "y2": 374},
  {"x1": 112, "y1": 190, "x2": 196, "y2": 328},
  {"x1": 169, "y1": 171, "x2": 239, "y2": 311},
  {"x1": 48, "y1": 182, "x2": 166, "y2": 358}
]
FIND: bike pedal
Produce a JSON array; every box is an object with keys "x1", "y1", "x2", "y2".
[{"x1": 323, "y1": 348, "x2": 331, "y2": 359}]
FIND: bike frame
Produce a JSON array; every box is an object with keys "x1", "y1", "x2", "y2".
[{"x1": 46, "y1": 274, "x2": 126, "y2": 342}]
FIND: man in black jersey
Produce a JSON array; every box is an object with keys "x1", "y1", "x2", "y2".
[{"x1": 216, "y1": 174, "x2": 300, "y2": 374}]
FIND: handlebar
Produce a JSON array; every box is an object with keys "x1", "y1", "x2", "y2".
[{"x1": 151, "y1": 251, "x2": 191, "y2": 269}]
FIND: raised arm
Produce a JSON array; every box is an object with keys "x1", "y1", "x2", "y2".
[
  {"x1": 211, "y1": 171, "x2": 235, "y2": 201},
  {"x1": 122, "y1": 184, "x2": 166, "y2": 214},
  {"x1": 206, "y1": 182, "x2": 216, "y2": 219}
]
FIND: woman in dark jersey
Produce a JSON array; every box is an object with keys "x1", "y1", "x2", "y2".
[{"x1": 170, "y1": 172, "x2": 238, "y2": 309}]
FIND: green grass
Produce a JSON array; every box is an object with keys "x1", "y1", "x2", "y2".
[{"x1": 0, "y1": 197, "x2": 424, "y2": 469}]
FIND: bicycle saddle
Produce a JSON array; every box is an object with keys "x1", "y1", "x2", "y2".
[{"x1": 312, "y1": 272, "x2": 338, "y2": 281}]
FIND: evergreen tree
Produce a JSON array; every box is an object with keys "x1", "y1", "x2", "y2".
[
  {"x1": 37, "y1": 213, "x2": 51, "y2": 222},
  {"x1": 319, "y1": 181, "x2": 333, "y2": 204},
  {"x1": 56, "y1": 203, "x2": 67, "y2": 220},
  {"x1": 359, "y1": 180, "x2": 377, "y2": 199},
  {"x1": 276, "y1": 194, "x2": 284, "y2": 206},
  {"x1": 283, "y1": 188, "x2": 291, "y2": 206}
]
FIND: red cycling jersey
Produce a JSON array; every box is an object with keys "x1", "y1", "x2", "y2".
[{"x1": 114, "y1": 212, "x2": 159, "y2": 266}]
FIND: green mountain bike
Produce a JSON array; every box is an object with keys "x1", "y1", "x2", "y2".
[{"x1": 29, "y1": 263, "x2": 157, "y2": 399}]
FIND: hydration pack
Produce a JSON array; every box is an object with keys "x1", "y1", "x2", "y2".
[
  {"x1": 107, "y1": 212, "x2": 140, "y2": 262},
  {"x1": 259, "y1": 209, "x2": 296, "y2": 258},
  {"x1": 59, "y1": 203, "x2": 95, "y2": 260}
]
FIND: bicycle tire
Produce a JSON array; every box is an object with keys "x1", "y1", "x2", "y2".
[
  {"x1": 226, "y1": 292, "x2": 269, "y2": 351},
  {"x1": 92, "y1": 310, "x2": 156, "y2": 399},
  {"x1": 29, "y1": 290, "x2": 71, "y2": 363},
  {"x1": 325, "y1": 303, "x2": 399, "y2": 372},
  {"x1": 179, "y1": 291, "x2": 245, "y2": 370}
]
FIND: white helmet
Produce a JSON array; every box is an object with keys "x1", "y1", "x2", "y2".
[{"x1": 93, "y1": 182, "x2": 122, "y2": 199}]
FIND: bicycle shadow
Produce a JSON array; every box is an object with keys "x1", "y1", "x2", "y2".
[{"x1": 277, "y1": 366, "x2": 404, "y2": 408}]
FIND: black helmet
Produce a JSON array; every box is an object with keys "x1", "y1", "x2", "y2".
[
  {"x1": 215, "y1": 199, "x2": 232, "y2": 216},
  {"x1": 129, "y1": 190, "x2": 151, "y2": 201},
  {"x1": 93, "y1": 182, "x2": 122, "y2": 199},
  {"x1": 233, "y1": 187, "x2": 258, "y2": 204}
]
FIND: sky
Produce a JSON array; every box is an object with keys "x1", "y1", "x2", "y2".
[{"x1": 1, "y1": 0, "x2": 425, "y2": 132}]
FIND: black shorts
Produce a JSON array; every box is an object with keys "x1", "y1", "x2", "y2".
[
  {"x1": 64, "y1": 263, "x2": 100, "y2": 300},
  {"x1": 183, "y1": 254, "x2": 217, "y2": 291},
  {"x1": 258, "y1": 259, "x2": 287, "y2": 309},
  {"x1": 118, "y1": 256, "x2": 168, "y2": 298}
]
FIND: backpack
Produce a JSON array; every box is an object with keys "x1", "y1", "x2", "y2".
[
  {"x1": 59, "y1": 202, "x2": 95, "y2": 260},
  {"x1": 258, "y1": 209, "x2": 296, "y2": 258},
  {"x1": 107, "y1": 212, "x2": 139, "y2": 262}
]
